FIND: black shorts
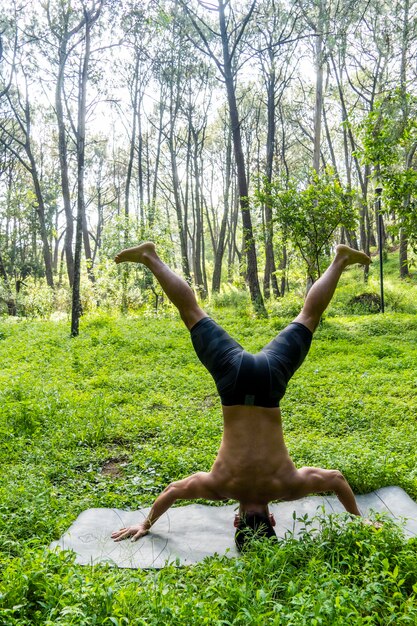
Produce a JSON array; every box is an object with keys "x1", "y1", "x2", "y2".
[{"x1": 190, "y1": 317, "x2": 312, "y2": 407}]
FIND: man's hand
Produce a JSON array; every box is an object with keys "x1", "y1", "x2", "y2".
[
  {"x1": 111, "y1": 523, "x2": 149, "y2": 542},
  {"x1": 110, "y1": 471, "x2": 218, "y2": 542}
]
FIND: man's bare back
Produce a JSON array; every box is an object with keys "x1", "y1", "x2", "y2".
[
  {"x1": 211, "y1": 406, "x2": 297, "y2": 503},
  {"x1": 216, "y1": 405, "x2": 360, "y2": 508},
  {"x1": 111, "y1": 243, "x2": 370, "y2": 545}
]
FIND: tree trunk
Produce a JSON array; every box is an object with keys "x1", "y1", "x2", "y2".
[
  {"x1": 0, "y1": 248, "x2": 16, "y2": 315},
  {"x1": 313, "y1": 30, "x2": 324, "y2": 175},
  {"x1": 21, "y1": 94, "x2": 55, "y2": 289},
  {"x1": 279, "y1": 244, "x2": 288, "y2": 297},
  {"x1": 137, "y1": 101, "x2": 145, "y2": 232},
  {"x1": 149, "y1": 93, "x2": 164, "y2": 227},
  {"x1": 169, "y1": 135, "x2": 191, "y2": 281},
  {"x1": 399, "y1": 227, "x2": 409, "y2": 278},
  {"x1": 192, "y1": 128, "x2": 206, "y2": 297},
  {"x1": 71, "y1": 9, "x2": 99, "y2": 335},
  {"x1": 330, "y1": 51, "x2": 370, "y2": 256},
  {"x1": 2, "y1": 85, "x2": 55, "y2": 288},
  {"x1": 218, "y1": 1, "x2": 265, "y2": 314},
  {"x1": 125, "y1": 51, "x2": 140, "y2": 239},
  {"x1": 55, "y1": 37, "x2": 75, "y2": 287},
  {"x1": 306, "y1": 7, "x2": 325, "y2": 293},
  {"x1": 49, "y1": 5, "x2": 102, "y2": 288},
  {"x1": 212, "y1": 129, "x2": 232, "y2": 292},
  {"x1": 399, "y1": 0, "x2": 410, "y2": 277},
  {"x1": 263, "y1": 64, "x2": 279, "y2": 299},
  {"x1": 33, "y1": 177, "x2": 55, "y2": 288}
]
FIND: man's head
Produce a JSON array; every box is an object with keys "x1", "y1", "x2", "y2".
[{"x1": 234, "y1": 511, "x2": 278, "y2": 552}]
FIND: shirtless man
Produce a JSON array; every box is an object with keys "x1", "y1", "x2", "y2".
[{"x1": 111, "y1": 242, "x2": 371, "y2": 550}]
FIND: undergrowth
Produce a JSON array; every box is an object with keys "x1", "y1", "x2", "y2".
[{"x1": 0, "y1": 253, "x2": 417, "y2": 624}]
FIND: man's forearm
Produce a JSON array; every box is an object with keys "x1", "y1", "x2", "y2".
[
  {"x1": 140, "y1": 472, "x2": 213, "y2": 530},
  {"x1": 112, "y1": 483, "x2": 181, "y2": 542},
  {"x1": 333, "y1": 474, "x2": 361, "y2": 515},
  {"x1": 143, "y1": 485, "x2": 177, "y2": 529}
]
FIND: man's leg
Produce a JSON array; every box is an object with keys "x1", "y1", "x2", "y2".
[
  {"x1": 294, "y1": 245, "x2": 371, "y2": 333},
  {"x1": 115, "y1": 242, "x2": 207, "y2": 330}
]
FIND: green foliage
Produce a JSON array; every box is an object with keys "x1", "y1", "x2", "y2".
[
  {"x1": 361, "y1": 90, "x2": 417, "y2": 170},
  {"x1": 14, "y1": 279, "x2": 57, "y2": 319},
  {"x1": 1, "y1": 258, "x2": 417, "y2": 623},
  {"x1": 1, "y1": 516, "x2": 417, "y2": 624},
  {"x1": 211, "y1": 284, "x2": 251, "y2": 310},
  {"x1": 347, "y1": 292, "x2": 382, "y2": 314},
  {"x1": 258, "y1": 169, "x2": 356, "y2": 280},
  {"x1": 327, "y1": 255, "x2": 417, "y2": 317},
  {"x1": 360, "y1": 90, "x2": 417, "y2": 251},
  {"x1": 382, "y1": 171, "x2": 417, "y2": 249},
  {"x1": 269, "y1": 291, "x2": 305, "y2": 319}
]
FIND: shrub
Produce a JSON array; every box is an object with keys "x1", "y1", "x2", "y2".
[
  {"x1": 269, "y1": 292, "x2": 304, "y2": 319},
  {"x1": 347, "y1": 292, "x2": 381, "y2": 314},
  {"x1": 211, "y1": 285, "x2": 251, "y2": 310}
]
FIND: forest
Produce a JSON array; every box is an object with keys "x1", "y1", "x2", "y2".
[
  {"x1": 0, "y1": 0, "x2": 416, "y2": 328},
  {"x1": 2, "y1": 2, "x2": 417, "y2": 624}
]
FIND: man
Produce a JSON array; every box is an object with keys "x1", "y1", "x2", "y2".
[{"x1": 111, "y1": 242, "x2": 371, "y2": 550}]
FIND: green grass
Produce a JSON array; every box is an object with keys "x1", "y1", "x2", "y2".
[{"x1": 1, "y1": 257, "x2": 417, "y2": 624}]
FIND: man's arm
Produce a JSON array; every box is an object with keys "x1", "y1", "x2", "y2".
[
  {"x1": 295, "y1": 467, "x2": 361, "y2": 515},
  {"x1": 111, "y1": 472, "x2": 218, "y2": 542}
]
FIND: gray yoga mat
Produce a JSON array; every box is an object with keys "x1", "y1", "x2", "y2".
[{"x1": 50, "y1": 486, "x2": 417, "y2": 569}]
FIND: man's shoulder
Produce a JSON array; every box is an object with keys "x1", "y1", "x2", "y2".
[
  {"x1": 173, "y1": 471, "x2": 226, "y2": 500},
  {"x1": 195, "y1": 471, "x2": 228, "y2": 500},
  {"x1": 283, "y1": 466, "x2": 343, "y2": 499}
]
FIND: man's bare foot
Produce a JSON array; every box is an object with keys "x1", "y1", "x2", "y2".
[
  {"x1": 335, "y1": 244, "x2": 371, "y2": 268},
  {"x1": 114, "y1": 242, "x2": 156, "y2": 264}
]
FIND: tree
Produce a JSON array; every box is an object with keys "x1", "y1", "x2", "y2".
[
  {"x1": 361, "y1": 91, "x2": 417, "y2": 263},
  {"x1": 70, "y1": 1, "x2": 104, "y2": 336},
  {"x1": 0, "y1": 244, "x2": 16, "y2": 315},
  {"x1": 250, "y1": 0, "x2": 300, "y2": 298},
  {"x1": 179, "y1": 0, "x2": 266, "y2": 313},
  {"x1": 396, "y1": 0, "x2": 416, "y2": 276},
  {"x1": 211, "y1": 114, "x2": 232, "y2": 293},
  {"x1": 262, "y1": 169, "x2": 356, "y2": 279},
  {"x1": 46, "y1": 0, "x2": 86, "y2": 287},
  {"x1": 0, "y1": 75, "x2": 55, "y2": 288}
]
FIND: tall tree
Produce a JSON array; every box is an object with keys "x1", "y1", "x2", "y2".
[
  {"x1": 397, "y1": 0, "x2": 415, "y2": 277},
  {"x1": 341, "y1": 0, "x2": 394, "y2": 257},
  {"x1": 251, "y1": 0, "x2": 299, "y2": 298},
  {"x1": 211, "y1": 116, "x2": 232, "y2": 293},
  {"x1": 180, "y1": 0, "x2": 266, "y2": 313},
  {"x1": 0, "y1": 74, "x2": 55, "y2": 287},
  {"x1": 70, "y1": 0, "x2": 103, "y2": 336},
  {"x1": 46, "y1": 0, "x2": 90, "y2": 287}
]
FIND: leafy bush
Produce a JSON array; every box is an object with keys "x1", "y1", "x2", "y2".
[
  {"x1": 384, "y1": 284, "x2": 417, "y2": 313},
  {"x1": 211, "y1": 284, "x2": 251, "y2": 310},
  {"x1": 347, "y1": 292, "x2": 381, "y2": 314},
  {"x1": 15, "y1": 279, "x2": 56, "y2": 318},
  {"x1": 269, "y1": 292, "x2": 305, "y2": 319}
]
